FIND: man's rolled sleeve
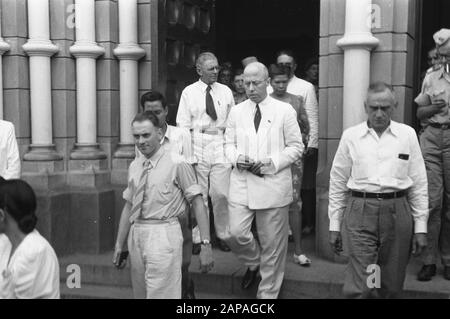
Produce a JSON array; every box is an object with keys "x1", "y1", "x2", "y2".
[
  {"x1": 406, "y1": 129, "x2": 429, "y2": 233},
  {"x1": 328, "y1": 132, "x2": 352, "y2": 232},
  {"x1": 303, "y1": 83, "x2": 318, "y2": 149},
  {"x1": 176, "y1": 161, "x2": 204, "y2": 202}
]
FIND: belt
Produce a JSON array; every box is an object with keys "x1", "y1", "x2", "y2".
[
  {"x1": 190, "y1": 128, "x2": 225, "y2": 135},
  {"x1": 428, "y1": 123, "x2": 450, "y2": 130},
  {"x1": 351, "y1": 190, "x2": 406, "y2": 200},
  {"x1": 134, "y1": 217, "x2": 179, "y2": 225}
]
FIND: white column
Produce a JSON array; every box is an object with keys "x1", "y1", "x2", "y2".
[
  {"x1": 113, "y1": 0, "x2": 146, "y2": 158},
  {"x1": 0, "y1": 0, "x2": 9, "y2": 120},
  {"x1": 22, "y1": 0, "x2": 61, "y2": 160},
  {"x1": 69, "y1": 0, "x2": 105, "y2": 159},
  {"x1": 336, "y1": 0, "x2": 379, "y2": 129}
]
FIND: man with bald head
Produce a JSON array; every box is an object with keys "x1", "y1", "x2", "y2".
[
  {"x1": 177, "y1": 52, "x2": 235, "y2": 253},
  {"x1": 329, "y1": 82, "x2": 428, "y2": 298},
  {"x1": 224, "y1": 62, "x2": 303, "y2": 298}
]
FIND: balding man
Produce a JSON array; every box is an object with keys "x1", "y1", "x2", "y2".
[
  {"x1": 177, "y1": 52, "x2": 235, "y2": 252},
  {"x1": 224, "y1": 62, "x2": 303, "y2": 299},
  {"x1": 329, "y1": 82, "x2": 428, "y2": 298}
]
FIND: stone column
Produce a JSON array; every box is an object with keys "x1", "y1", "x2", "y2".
[
  {"x1": 0, "y1": 2, "x2": 9, "y2": 119},
  {"x1": 337, "y1": 0, "x2": 379, "y2": 129},
  {"x1": 113, "y1": 0, "x2": 145, "y2": 159},
  {"x1": 22, "y1": 0, "x2": 61, "y2": 161},
  {"x1": 69, "y1": 0, "x2": 106, "y2": 160}
]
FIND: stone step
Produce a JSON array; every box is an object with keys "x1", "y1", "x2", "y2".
[{"x1": 59, "y1": 249, "x2": 450, "y2": 299}]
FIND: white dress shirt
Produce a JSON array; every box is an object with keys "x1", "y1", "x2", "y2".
[
  {"x1": 328, "y1": 121, "x2": 428, "y2": 233},
  {"x1": 268, "y1": 76, "x2": 318, "y2": 149},
  {"x1": 0, "y1": 120, "x2": 20, "y2": 179},
  {"x1": 176, "y1": 80, "x2": 235, "y2": 130},
  {"x1": 0, "y1": 230, "x2": 60, "y2": 299}
]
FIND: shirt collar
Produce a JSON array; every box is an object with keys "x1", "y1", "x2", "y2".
[
  {"x1": 360, "y1": 120, "x2": 398, "y2": 137},
  {"x1": 249, "y1": 95, "x2": 270, "y2": 109},
  {"x1": 198, "y1": 79, "x2": 217, "y2": 92},
  {"x1": 160, "y1": 123, "x2": 170, "y2": 145},
  {"x1": 142, "y1": 146, "x2": 165, "y2": 168}
]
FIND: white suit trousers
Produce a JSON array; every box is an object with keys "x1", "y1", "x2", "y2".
[{"x1": 226, "y1": 201, "x2": 289, "y2": 299}]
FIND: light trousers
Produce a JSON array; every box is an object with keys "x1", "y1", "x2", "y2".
[
  {"x1": 128, "y1": 219, "x2": 183, "y2": 299},
  {"x1": 192, "y1": 133, "x2": 231, "y2": 240},
  {"x1": 226, "y1": 201, "x2": 289, "y2": 299}
]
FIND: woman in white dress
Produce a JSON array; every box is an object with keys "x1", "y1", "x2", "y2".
[{"x1": 0, "y1": 177, "x2": 60, "y2": 299}]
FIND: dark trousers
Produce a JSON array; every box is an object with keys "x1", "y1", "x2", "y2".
[
  {"x1": 178, "y1": 208, "x2": 193, "y2": 297},
  {"x1": 419, "y1": 126, "x2": 450, "y2": 266},
  {"x1": 301, "y1": 151, "x2": 318, "y2": 229},
  {"x1": 343, "y1": 196, "x2": 413, "y2": 299}
]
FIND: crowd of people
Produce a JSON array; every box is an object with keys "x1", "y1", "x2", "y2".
[{"x1": 1, "y1": 28, "x2": 450, "y2": 299}]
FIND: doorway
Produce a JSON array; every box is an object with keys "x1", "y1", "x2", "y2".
[
  {"x1": 214, "y1": 0, "x2": 320, "y2": 75},
  {"x1": 214, "y1": 0, "x2": 321, "y2": 254}
]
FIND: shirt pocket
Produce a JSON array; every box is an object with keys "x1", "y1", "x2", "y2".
[
  {"x1": 352, "y1": 161, "x2": 369, "y2": 180},
  {"x1": 394, "y1": 157, "x2": 409, "y2": 179}
]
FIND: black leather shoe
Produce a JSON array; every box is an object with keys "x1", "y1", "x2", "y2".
[
  {"x1": 417, "y1": 264, "x2": 436, "y2": 281},
  {"x1": 241, "y1": 266, "x2": 259, "y2": 289},
  {"x1": 217, "y1": 240, "x2": 231, "y2": 252},
  {"x1": 182, "y1": 280, "x2": 196, "y2": 299},
  {"x1": 444, "y1": 266, "x2": 450, "y2": 280},
  {"x1": 192, "y1": 243, "x2": 201, "y2": 255}
]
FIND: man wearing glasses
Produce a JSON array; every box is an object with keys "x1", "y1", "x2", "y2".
[{"x1": 224, "y1": 62, "x2": 303, "y2": 298}]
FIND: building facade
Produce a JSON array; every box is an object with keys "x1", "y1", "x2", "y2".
[{"x1": 0, "y1": 0, "x2": 444, "y2": 260}]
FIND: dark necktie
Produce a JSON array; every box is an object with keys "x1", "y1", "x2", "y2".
[
  {"x1": 254, "y1": 104, "x2": 261, "y2": 132},
  {"x1": 206, "y1": 85, "x2": 217, "y2": 121}
]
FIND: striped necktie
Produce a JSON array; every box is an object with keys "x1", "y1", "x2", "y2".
[
  {"x1": 129, "y1": 159, "x2": 153, "y2": 223},
  {"x1": 206, "y1": 85, "x2": 218, "y2": 121}
]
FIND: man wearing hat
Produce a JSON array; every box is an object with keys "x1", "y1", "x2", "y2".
[{"x1": 415, "y1": 28, "x2": 450, "y2": 281}]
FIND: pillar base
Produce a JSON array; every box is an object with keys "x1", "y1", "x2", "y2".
[
  {"x1": 111, "y1": 157, "x2": 135, "y2": 185},
  {"x1": 113, "y1": 143, "x2": 136, "y2": 159},
  {"x1": 23, "y1": 144, "x2": 63, "y2": 161},
  {"x1": 70, "y1": 143, "x2": 107, "y2": 160}
]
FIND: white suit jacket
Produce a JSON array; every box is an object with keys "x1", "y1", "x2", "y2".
[
  {"x1": 225, "y1": 96, "x2": 303, "y2": 210},
  {"x1": 0, "y1": 120, "x2": 20, "y2": 179}
]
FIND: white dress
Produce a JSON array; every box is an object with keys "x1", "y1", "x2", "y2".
[{"x1": 0, "y1": 230, "x2": 60, "y2": 299}]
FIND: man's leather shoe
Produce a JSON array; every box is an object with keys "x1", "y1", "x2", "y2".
[
  {"x1": 241, "y1": 266, "x2": 259, "y2": 289},
  {"x1": 217, "y1": 240, "x2": 231, "y2": 252},
  {"x1": 192, "y1": 243, "x2": 201, "y2": 255},
  {"x1": 417, "y1": 264, "x2": 436, "y2": 281},
  {"x1": 444, "y1": 266, "x2": 450, "y2": 280}
]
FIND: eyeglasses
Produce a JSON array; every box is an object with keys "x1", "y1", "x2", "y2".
[{"x1": 244, "y1": 80, "x2": 266, "y2": 88}]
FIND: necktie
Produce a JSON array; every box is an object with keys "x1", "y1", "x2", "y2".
[
  {"x1": 254, "y1": 104, "x2": 261, "y2": 132},
  {"x1": 129, "y1": 159, "x2": 153, "y2": 223},
  {"x1": 206, "y1": 85, "x2": 218, "y2": 121}
]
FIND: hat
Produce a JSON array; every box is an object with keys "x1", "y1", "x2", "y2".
[{"x1": 434, "y1": 29, "x2": 450, "y2": 55}]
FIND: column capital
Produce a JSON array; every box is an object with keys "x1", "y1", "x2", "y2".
[
  {"x1": 337, "y1": 32, "x2": 379, "y2": 51},
  {"x1": 113, "y1": 44, "x2": 146, "y2": 61},
  {"x1": 22, "y1": 39, "x2": 59, "y2": 57},
  {"x1": 70, "y1": 41, "x2": 105, "y2": 59}
]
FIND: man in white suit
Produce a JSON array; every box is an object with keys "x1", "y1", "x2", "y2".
[{"x1": 224, "y1": 62, "x2": 303, "y2": 299}]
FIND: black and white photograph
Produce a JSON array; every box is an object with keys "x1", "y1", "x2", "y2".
[{"x1": 0, "y1": 0, "x2": 449, "y2": 305}]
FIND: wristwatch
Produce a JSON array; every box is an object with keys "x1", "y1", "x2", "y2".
[{"x1": 201, "y1": 239, "x2": 211, "y2": 246}]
